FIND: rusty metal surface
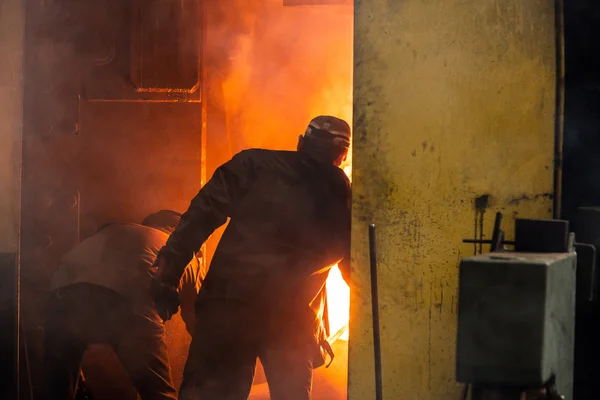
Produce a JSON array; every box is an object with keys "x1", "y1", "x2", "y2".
[
  {"x1": 20, "y1": 0, "x2": 204, "y2": 397},
  {"x1": 130, "y1": 0, "x2": 201, "y2": 92}
]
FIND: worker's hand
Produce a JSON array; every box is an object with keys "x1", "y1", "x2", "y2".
[
  {"x1": 150, "y1": 273, "x2": 180, "y2": 323},
  {"x1": 153, "y1": 250, "x2": 182, "y2": 287}
]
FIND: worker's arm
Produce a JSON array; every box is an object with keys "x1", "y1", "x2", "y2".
[
  {"x1": 156, "y1": 150, "x2": 255, "y2": 287},
  {"x1": 178, "y1": 254, "x2": 204, "y2": 335}
]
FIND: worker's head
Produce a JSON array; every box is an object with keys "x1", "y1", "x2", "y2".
[
  {"x1": 297, "y1": 116, "x2": 351, "y2": 167},
  {"x1": 142, "y1": 210, "x2": 182, "y2": 234}
]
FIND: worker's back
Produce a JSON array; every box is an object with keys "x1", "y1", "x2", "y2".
[
  {"x1": 52, "y1": 223, "x2": 168, "y2": 308},
  {"x1": 205, "y1": 149, "x2": 351, "y2": 306},
  {"x1": 45, "y1": 221, "x2": 197, "y2": 400}
]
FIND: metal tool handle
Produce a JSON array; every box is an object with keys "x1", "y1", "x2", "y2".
[
  {"x1": 490, "y1": 212, "x2": 503, "y2": 252},
  {"x1": 462, "y1": 212, "x2": 512, "y2": 250},
  {"x1": 369, "y1": 224, "x2": 383, "y2": 400}
]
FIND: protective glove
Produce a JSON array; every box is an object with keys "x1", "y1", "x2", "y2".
[{"x1": 150, "y1": 274, "x2": 180, "y2": 322}]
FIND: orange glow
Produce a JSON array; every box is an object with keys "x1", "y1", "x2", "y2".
[
  {"x1": 323, "y1": 95, "x2": 352, "y2": 341},
  {"x1": 215, "y1": 1, "x2": 353, "y2": 344},
  {"x1": 308, "y1": 54, "x2": 352, "y2": 344},
  {"x1": 326, "y1": 149, "x2": 351, "y2": 342},
  {"x1": 326, "y1": 264, "x2": 350, "y2": 341}
]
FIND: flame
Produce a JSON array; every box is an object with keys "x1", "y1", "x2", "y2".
[
  {"x1": 326, "y1": 264, "x2": 350, "y2": 341},
  {"x1": 325, "y1": 135, "x2": 351, "y2": 342}
]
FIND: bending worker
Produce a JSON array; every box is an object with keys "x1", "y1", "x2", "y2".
[
  {"x1": 44, "y1": 210, "x2": 202, "y2": 400},
  {"x1": 152, "y1": 116, "x2": 352, "y2": 399}
]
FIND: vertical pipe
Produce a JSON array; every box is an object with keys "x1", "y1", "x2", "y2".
[
  {"x1": 553, "y1": 0, "x2": 565, "y2": 219},
  {"x1": 368, "y1": 224, "x2": 383, "y2": 400}
]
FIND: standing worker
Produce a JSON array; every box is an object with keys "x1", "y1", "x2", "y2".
[
  {"x1": 44, "y1": 210, "x2": 203, "y2": 400},
  {"x1": 152, "y1": 116, "x2": 352, "y2": 400}
]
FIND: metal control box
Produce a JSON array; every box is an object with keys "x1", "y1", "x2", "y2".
[{"x1": 456, "y1": 252, "x2": 576, "y2": 398}]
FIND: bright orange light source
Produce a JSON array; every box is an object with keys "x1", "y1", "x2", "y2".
[
  {"x1": 324, "y1": 133, "x2": 351, "y2": 343},
  {"x1": 218, "y1": 2, "x2": 354, "y2": 344},
  {"x1": 326, "y1": 263, "x2": 350, "y2": 341}
]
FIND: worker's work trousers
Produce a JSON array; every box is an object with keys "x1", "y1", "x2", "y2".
[
  {"x1": 43, "y1": 283, "x2": 177, "y2": 400},
  {"x1": 179, "y1": 298, "x2": 314, "y2": 400}
]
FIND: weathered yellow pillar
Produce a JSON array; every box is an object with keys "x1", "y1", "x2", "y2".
[{"x1": 350, "y1": 1, "x2": 558, "y2": 398}]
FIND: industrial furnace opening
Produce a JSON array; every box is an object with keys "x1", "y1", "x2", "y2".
[{"x1": 203, "y1": 0, "x2": 353, "y2": 398}]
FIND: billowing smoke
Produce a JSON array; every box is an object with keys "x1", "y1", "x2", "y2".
[
  {"x1": 202, "y1": 3, "x2": 353, "y2": 397},
  {"x1": 203, "y1": 0, "x2": 353, "y2": 172}
]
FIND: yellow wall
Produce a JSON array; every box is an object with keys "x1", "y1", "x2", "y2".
[
  {"x1": 0, "y1": 0, "x2": 24, "y2": 253},
  {"x1": 350, "y1": 1, "x2": 557, "y2": 398}
]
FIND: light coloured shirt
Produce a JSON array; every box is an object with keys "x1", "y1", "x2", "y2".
[{"x1": 51, "y1": 222, "x2": 203, "y2": 333}]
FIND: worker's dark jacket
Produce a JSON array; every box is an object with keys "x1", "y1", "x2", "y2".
[{"x1": 160, "y1": 149, "x2": 351, "y2": 366}]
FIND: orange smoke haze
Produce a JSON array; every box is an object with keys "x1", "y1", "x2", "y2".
[{"x1": 205, "y1": 1, "x2": 353, "y2": 344}]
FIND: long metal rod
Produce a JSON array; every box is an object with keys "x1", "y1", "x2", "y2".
[
  {"x1": 462, "y1": 239, "x2": 515, "y2": 245},
  {"x1": 369, "y1": 224, "x2": 383, "y2": 400},
  {"x1": 553, "y1": 0, "x2": 565, "y2": 219}
]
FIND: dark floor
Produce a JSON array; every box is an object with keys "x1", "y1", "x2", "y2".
[{"x1": 80, "y1": 312, "x2": 349, "y2": 400}]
